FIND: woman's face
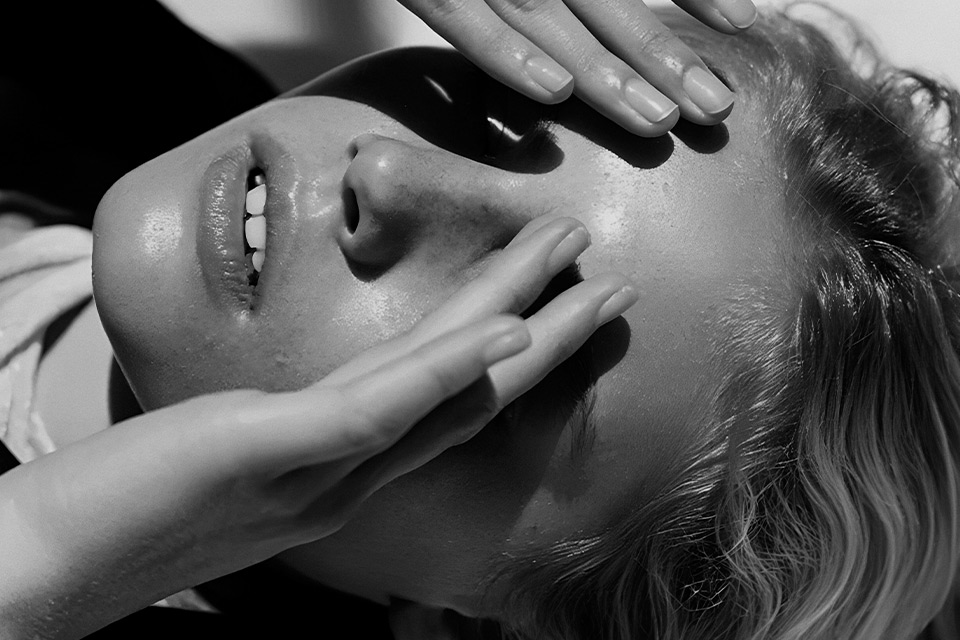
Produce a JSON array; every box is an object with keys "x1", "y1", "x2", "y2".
[{"x1": 93, "y1": 41, "x2": 783, "y2": 614}]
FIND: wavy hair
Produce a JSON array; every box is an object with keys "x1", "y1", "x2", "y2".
[{"x1": 484, "y1": 5, "x2": 960, "y2": 639}]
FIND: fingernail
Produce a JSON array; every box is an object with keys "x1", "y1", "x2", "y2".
[
  {"x1": 624, "y1": 78, "x2": 678, "y2": 124},
  {"x1": 546, "y1": 226, "x2": 591, "y2": 272},
  {"x1": 482, "y1": 322, "x2": 531, "y2": 365},
  {"x1": 524, "y1": 56, "x2": 574, "y2": 95},
  {"x1": 683, "y1": 67, "x2": 735, "y2": 116},
  {"x1": 596, "y1": 285, "x2": 639, "y2": 326},
  {"x1": 716, "y1": 0, "x2": 758, "y2": 29}
]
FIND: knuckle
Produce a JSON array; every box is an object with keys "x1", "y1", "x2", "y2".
[
  {"x1": 346, "y1": 410, "x2": 399, "y2": 452},
  {"x1": 633, "y1": 27, "x2": 678, "y2": 59},
  {"x1": 488, "y1": 18, "x2": 522, "y2": 45},
  {"x1": 324, "y1": 387, "x2": 397, "y2": 452},
  {"x1": 416, "y1": 352, "x2": 463, "y2": 398},
  {"x1": 570, "y1": 48, "x2": 622, "y2": 86},
  {"x1": 500, "y1": 0, "x2": 553, "y2": 14}
]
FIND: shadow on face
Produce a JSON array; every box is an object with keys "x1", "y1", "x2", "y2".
[{"x1": 290, "y1": 47, "x2": 730, "y2": 174}]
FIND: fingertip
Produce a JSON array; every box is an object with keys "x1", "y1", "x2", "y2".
[
  {"x1": 623, "y1": 77, "x2": 680, "y2": 136},
  {"x1": 716, "y1": 0, "x2": 758, "y2": 30},
  {"x1": 595, "y1": 284, "x2": 640, "y2": 326},
  {"x1": 523, "y1": 56, "x2": 575, "y2": 103},
  {"x1": 480, "y1": 315, "x2": 531, "y2": 366},
  {"x1": 623, "y1": 106, "x2": 682, "y2": 138},
  {"x1": 681, "y1": 66, "x2": 736, "y2": 123},
  {"x1": 508, "y1": 214, "x2": 585, "y2": 248},
  {"x1": 679, "y1": 99, "x2": 735, "y2": 127}
]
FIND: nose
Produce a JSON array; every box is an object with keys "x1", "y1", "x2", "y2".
[{"x1": 338, "y1": 134, "x2": 535, "y2": 273}]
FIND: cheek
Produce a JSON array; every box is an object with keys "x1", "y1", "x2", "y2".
[
  {"x1": 93, "y1": 162, "x2": 194, "y2": 325},
  {"x1": 323, "y1": 279, "x2": 423, "y2": 346}
]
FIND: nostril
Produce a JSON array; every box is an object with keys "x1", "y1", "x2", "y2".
[
  {"x1": 347, "y1": 138, "x2": 361, "y2": 161},
  {"x1": 349, "y1": 133, "x2": 384, "y2": 158},
  {"x1": 342, "y1": 186, "x2": 359, "y2": 235}
]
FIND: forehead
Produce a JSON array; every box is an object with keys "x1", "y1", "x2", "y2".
[{"x1": 504, "y1": 89, "x2": 787, "y2": 536}]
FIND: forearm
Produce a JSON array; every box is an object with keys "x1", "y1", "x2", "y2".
[{"x1": 0, "y1": 431, "x2": 220, "y2": 639}]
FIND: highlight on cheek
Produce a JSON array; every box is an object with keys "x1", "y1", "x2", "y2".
[
  {"x1": 137, "y1": 204, "x2": 183, "y2": 262},
  {"x1": 587, "y1": 150, "x2": 642, "y2": 247},
  {"x1": 330, "y1": 281, "x2": 419, "y2": 344}
]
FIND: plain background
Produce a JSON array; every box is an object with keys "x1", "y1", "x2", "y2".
[{"x1": 158, "y1": 0, "x2": 959, "y2": 92}]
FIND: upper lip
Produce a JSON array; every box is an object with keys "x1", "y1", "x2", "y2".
[{"x1": 197, "y1": 135, "x2": 294, "y2": 310}]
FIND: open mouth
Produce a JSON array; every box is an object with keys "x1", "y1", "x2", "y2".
[
  {"x1": 243, "y1": 167, "x2": 267, "y2": 288},
  {"x1": 198, "y1": 136, "x2": 293, "y2": 311}
]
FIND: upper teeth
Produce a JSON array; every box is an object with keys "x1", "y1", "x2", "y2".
[
  {"x1": 246, "y1": 183, "x2": 266, "y2": 216},
  {"x1": 245, "y1": 215, "x2": 266, "y2": 249},
  {"x1": 244, "y1": 180, "x2": 267, "y2": 275}
]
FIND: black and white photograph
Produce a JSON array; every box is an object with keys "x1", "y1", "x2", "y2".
[{"x1": 1, "y1": 1, "x2": 959, "y2": 638}]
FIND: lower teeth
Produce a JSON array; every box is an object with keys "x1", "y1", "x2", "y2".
[{"x1": 244, "y1": 251, "x2": 259, "y2": 287}]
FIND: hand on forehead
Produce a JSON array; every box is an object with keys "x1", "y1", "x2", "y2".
[{"x1": 397, "y1": 0, "x2": 750, "y2": 136}]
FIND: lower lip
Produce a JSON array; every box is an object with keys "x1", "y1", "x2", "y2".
[{"x1": 197, "y1": 146, "x2": 252, "y2": 309}]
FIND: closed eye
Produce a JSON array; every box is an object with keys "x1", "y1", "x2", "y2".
[{"x1": 303, "y1": 48, "x2": 564, "y2": 174}]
